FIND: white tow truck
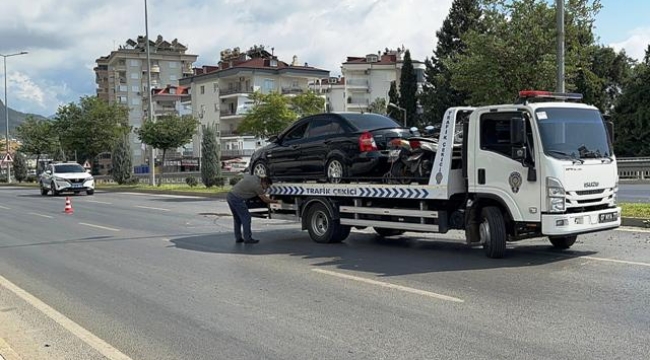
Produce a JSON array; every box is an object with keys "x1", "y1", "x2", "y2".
[{"x1": 265, "y1": 91, "x2": 621, "y2": 258}]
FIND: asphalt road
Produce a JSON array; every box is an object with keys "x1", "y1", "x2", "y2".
[
  {"x1": 618, "y1": 183, "x2": 650, "y2": 203},
  {"x1": 0, "y1": 186, "x2": 649, "y2": 360}
]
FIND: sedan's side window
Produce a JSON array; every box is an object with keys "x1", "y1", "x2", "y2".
[
  {"x1": 307, "y1": 118, "x2": 331, "y2": 138},
  {"x1": 284, "y1": 122, "x2": 308, "y2": 141}
]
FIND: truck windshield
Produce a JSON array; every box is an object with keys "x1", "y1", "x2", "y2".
[{"x1": 536, "y1": 107, "x2": 613, "y2": 160}]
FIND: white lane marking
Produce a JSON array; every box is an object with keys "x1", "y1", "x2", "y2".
[
  {"x1": 120, "y1": 192, "x2": 202, "y2": 199},
  {"x1": 0, "y1": 275, "x2": 133, "y2": 360},
  {"x1": 78, "y1": 223, "x2": 120, "y2": 232},
  {"x1": 312, "y1": 268, "x2": 464, "y2": 303},
  {"x1": 581, "y1": 256, "x2": 650, "y2": 268},
  {"x1": 0, "y1": 205, "x2": 11, "y2": 210},
  {"x1": 616, "y1": 226, "x2": 650, "y2": 233},
  {"x1": 84, "y1": 200, "x2": 113, "y2": 205},
  {"x1": 135, "y1": 205, "x2": 171, "y2": 212},
  {"x1": 28, "y1": 212, "x2": 54, "y2": 219}
]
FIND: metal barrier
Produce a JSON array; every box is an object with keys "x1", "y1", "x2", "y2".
[
  {"x1": 617, "y1": 157, "x2": 650, "y2": 182},
  {"x1": 94, "y1": 171, "x2": 243, "y2": 185}
]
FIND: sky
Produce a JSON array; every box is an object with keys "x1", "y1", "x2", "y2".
[{"x1": 0, "y1": 0, "x2": 648, "y2": 117}]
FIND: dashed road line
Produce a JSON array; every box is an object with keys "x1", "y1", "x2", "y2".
[
  {"x1": 0, "y1": 205, "x2": 11, "y2": 210},
  {"x1": 0, "y1": 275, "x2": 133, "y2": 360},
  {"x1": 312, "y1": 268, "x2": 464, "y2": 303},
  {"x1": 83, "y1": 200, "x2": 113, "y2": 205},
  {"x1": 28, "y1": 212, "x2": 54, "y2": 219},
  {"x1": 78, "y1": 223, "x2": 120, "y2": 232},
  {"x1": 581, "y1": 256, "x2": 650, "y2": 268},
  {"x1": 135, "y1": 205, "x2": 171, "y2": 212}
]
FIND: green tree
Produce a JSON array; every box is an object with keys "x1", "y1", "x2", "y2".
[
  {"x1": 54, "y1": 96, "x2": 130, "y2": 167},
  {"x1": 611, "y1": 45, "x2": 650, "y2": 157},
  {"x1": 291, "y1": 91, "x2": 325, "y2": 117},
  {"x1": 111, "y1": 135, "x2": 133, "y2": 184},
  {"x1": 201, "y1": 122, "x2": 222, "y2": 188},
  {"x1": 14, "y1": 116, "x2": 59, "y2": 172},
  {"x1": 368, "y1": 98, "x2": 387, "y2": 114},
  {"x1": 447, "y1": 0, "x2": 602, "y2": 105},
  {"x1": 575, "y1": 46, "x2": 633, "y2": 113},
  {"x1": 387, "y1": 81, "x2": 401, "y2": 120},
  {"x1": 237, "y1": 91, "x2": 297, "y2": 138},
  {"x1": 398, "y1": 50, "x2": 418, "y2": 127},
  {"x1": 12, "y1": 151, "x2": 27, "y2": 183},
  {"x1": 421, "y1": 0, "x2": 482, "y2": 124},
  {"x1": 136, "y1": 114, "x2": 199, "y2": 185}
]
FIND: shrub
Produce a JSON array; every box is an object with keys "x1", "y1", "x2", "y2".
[
  {"x1": 185, "y1": 176, "x2": 199, "y2": 187},
  {"x1": 26, "y1": 175, "x2": 38, "y2": 183}
]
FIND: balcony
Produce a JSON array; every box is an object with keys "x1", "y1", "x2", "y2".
[
  {"x1": 281, "y1": 87, "x2": 304, "y2": 95},
  {"x1": 221, "y1": 149, "x2": 256, "y2": 157},
  {"x1": 220, "y1": 86, "x2": 254, "y2": 96},
  {"x1": 347, "y1": 97, "x2": 369, "y2": 108},
  {"x1": 346, "y1": 79, "x2": 369, "y2": 88},
  {"x1": 142, "y1": 65, "x2": 161, "y2": 73}
]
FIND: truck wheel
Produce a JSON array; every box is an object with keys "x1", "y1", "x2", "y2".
[
  {"x1": 480, "y1": 206, "x2": 507, "y2": 258},
  {"x1": 374, "y1": 228, "x2": 406, "y2": 237},
  {"x1": 306, "y1": 203, "x2": 344, "y2": 244},
  {"x1": 549, "y1": 235, "x2": 577, "y2": 249},
  {"x1": 331, "y1": 225, "x2": 351, "y2": 243}
]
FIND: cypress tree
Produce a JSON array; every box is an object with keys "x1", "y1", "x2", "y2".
[
  {"x1": 111, "y1": 135, "x2": 133, "y2": 184},
  {"x1": 398, "y1": 50, "x2": 418, "y2": 127},
  {"x1": 201, "y1": 122, "x2": 222, "y2": 187}
]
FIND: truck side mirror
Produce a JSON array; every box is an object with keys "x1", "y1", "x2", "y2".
[
  {"x1": 510, "y1": 116, "x2": 525, "y2": 145},
  {"x1": 605, "y1": 120, "x2": 614, "y2": 143}
]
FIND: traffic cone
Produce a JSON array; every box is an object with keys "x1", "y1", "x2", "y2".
[{"x1": 64, "y1": 197, "x2": 74, "y2": 214}]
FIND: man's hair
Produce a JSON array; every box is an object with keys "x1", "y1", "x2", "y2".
[{"x1": 260, "y1": 176, "x2": 273, "y2": 187}]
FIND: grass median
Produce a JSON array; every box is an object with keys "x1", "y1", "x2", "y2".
[
  {"x1": 620, "y1": 203, "x2": 650, "y2": 219},
  {"x1": 96, "y1": 183, "x2": 231, "y2": 195}
]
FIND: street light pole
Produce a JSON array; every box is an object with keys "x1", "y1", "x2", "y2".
[
  {"x1": 388, "y1": 102, "x2": 407, "y2": 127},
  {"x1": 2, "y1": 51, "x2": 28, "y2": 183},
  {"x1": 144, "y1": 0, "x2": 156, "y2": 186}
]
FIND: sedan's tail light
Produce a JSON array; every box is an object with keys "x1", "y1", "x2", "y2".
[
  {"x1": 409, "y1": 140, "x2": 421, "y2": 149},
  {"x1": 359, "y1": 132, "x2": 378, "y2": 152}
]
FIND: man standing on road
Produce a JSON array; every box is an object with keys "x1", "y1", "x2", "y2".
[{"x1": 227, "y1": 174, "x2": 277, "y2": 244}]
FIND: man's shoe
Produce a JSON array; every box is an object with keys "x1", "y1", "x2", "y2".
[
  {"x1": 243, "y1": 239, "x2": 260, "y2": 244},
  {"x1": 236, "y1": 238, "x2": 244, "y2": 243}
]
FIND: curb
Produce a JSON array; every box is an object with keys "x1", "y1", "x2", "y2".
[
  {"x1": 96, "y1": 187, "x2": 228, "y2": 199},
  {"x1": 621, "y1": 217, "x2": 650, "y2": 228}
]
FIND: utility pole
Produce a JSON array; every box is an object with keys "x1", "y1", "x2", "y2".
[
  {"x1": 2, "y1": 51, "x2": 28, "y2": 183},
  {"x1": 144, "y1": 0, "x2": 156, "y2": 185},
  {"x1": 556, "y1": 0, "x2": 565, "y2": 93}
]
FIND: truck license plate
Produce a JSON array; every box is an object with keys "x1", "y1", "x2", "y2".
[{"x1": 599, "y1": 212, "x2": 617, "y2": 223}]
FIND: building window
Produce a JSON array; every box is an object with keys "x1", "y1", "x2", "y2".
[
  {"x1": 132, "y1": 85, "x2": 139, "y2": 92},
  {"x1": 131, "y1": 98, "x2": 141, "y2": 105},
  {"x1": 263, "y1": 79, "x2": 275, "y2": 94},
  {"x1": 200, "y1": 85, "x2": 205, "y2": 94},
  {"x1": 130, "y1": 59, "x2": 140, "y2": 67},
  {"x1": 119, "y1": 85, "x2": 127, "y2": 92},
  {"x1": 130, "y1": 72, "x2": 139, "y2": 80},
  {"x1": 213, "y1": 83, "x2": 218, "y2": 93},
  {"x1": 118, "y1": 96, "x2": 127, "y2": 104},
  {"x1": 214, "y1": 103, "x2": 219, "y2": 112},
  {"x1": 170, "y1": 74, "x2": 177, "y2": 81}
]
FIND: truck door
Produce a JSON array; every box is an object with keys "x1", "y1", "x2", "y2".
[{"x1": 471, "y1": 110, "x2": 541, "y2": 223}]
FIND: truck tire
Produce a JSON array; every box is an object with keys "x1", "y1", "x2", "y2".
[
  {"x1": 480, "y1": 206, "x2": 507, "y2": 258},
  {"x1": 306, "y1": 203, "x2": 345, "y2": 244},
  {"x1": 374, "y1": 228, "x2": 406, "y2": 237},
  {"x1": 549, "y1": 235, "x2": 577, "y2": 249}
]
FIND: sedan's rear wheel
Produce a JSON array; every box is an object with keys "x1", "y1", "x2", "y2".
[
  {"x1": 252, "y1": 161, "x2": 268, "y2": 178},
  {"x1": 326, "y1": 158, "x2": 347, "y2": 183}
]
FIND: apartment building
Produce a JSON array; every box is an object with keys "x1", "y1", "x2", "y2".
[
  {"x1": 311, "y1": 48, "x2": 426, "y2": 113},
  {"x1": 179, "y1": 45, "x2": 329, "y2": 163},
  {"x1": 94, "y1": 35, "x2": 198, "y2": 165}
]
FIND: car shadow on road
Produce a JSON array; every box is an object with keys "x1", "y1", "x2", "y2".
[{"x1": 168, "y1": 229, "x2": 598, "y2": 276}]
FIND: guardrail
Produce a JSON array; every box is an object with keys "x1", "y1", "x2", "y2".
[
  {"x1": 618, "y1": 157, "x2": 650, "y2": 182},
  {"x1": 94, "y1": 171, "x2": 243, "y2": 185}
]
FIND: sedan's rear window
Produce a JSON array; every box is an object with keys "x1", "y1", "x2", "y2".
[{"x1": 340, "y1": 113, "x2": 401, "y2": 131}]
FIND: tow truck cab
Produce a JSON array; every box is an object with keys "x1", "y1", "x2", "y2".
[{"x1": 465, "y1": 91, "x2": 621, "y2": 239}]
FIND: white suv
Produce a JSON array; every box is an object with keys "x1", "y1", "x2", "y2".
[{"x1": 40, "y1": 162, "x2": 95, "y2": 196}]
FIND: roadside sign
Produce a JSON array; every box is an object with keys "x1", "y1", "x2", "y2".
[
  {"x1": 83, "y1": 160, "x2": 91, "y2": 169},
  {"x1": 1, "y1": 153, "x2": 13, "y2": 163}
]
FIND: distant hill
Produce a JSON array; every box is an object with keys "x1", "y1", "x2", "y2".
[{"x1": 0, "y1": 100, "x2": 49, "y2": 135}]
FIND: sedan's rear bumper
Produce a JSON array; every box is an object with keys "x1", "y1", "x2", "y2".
[{"x1": 351, "y1": 151, "x2": 389, "y2": 176}]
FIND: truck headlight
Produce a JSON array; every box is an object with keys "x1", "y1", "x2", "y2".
[{"x1": 547, "y1": 177, "x2": 566, "y2": 213}]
